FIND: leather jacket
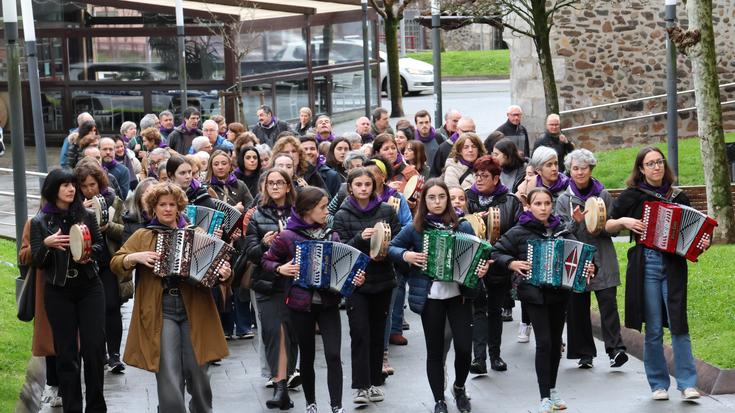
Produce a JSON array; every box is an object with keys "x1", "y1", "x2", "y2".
[{"x1": 30, "y1": 208, "x2": 104, "y2": 287}]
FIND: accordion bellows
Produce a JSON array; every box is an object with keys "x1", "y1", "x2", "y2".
[
  {"x1": 293, "y1": 241, "x2": 369, "y2": 297},
  {"x1": 211, "y1": 198, "x2": 245, "y2": 240},
  {"x1": 638, "y1": 201, "x2": 717, "y2": 262},
  {"x1": 154, "y1": 228, "x2": 233, "y2": 288},
  {"x1": 185, "y1": 205, "x2": 225, "y2": 235},
  {"x1": 421, "y1": 229, "x2": 492, "y2": 289},
  {"x1": 527, "y1": 238, "x2": 596, "y2": 293}
]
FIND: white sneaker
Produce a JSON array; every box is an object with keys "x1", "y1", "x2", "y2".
[
  {"x1": 50, "y1": 395, "x2": 63, "y2": 408},
  {"x1": 353, "y1": 388, "x2": 369, "y2": 404},
  {"x1": 682, "y1": 388, "x2": 700, "y2": 400},
  {"x1": 305, "y1": 403, "x2": 318, "y2": 413},
  {"x1": 41, "y1": 385, "x2": 58, "y2": 404},
  {"x1": 550, "y1": 388, "x2": 567, "y2": 410},
  {"x1": 652, "y1": 389, "x2": 669, "y2": 400},
  {"x1": 367, "y1": 385, "x2": 385, "y2": 402},
  {"x1": 518, "y1": 323, "x2": 531, "y2": 343}
]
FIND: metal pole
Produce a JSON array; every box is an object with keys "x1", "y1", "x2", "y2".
[
  {"x1": 20, "y1": 0, "x2": 47, "y2": 188},
  {"x1": 665, "y1": 0, "x2": 678, "y2": 182},
  {"x1": 431, "y1": 0, "x2": 442, "y2": 128},
  {"x1": 175, "y1": 0, "x2": 188, "y2": 115},
  {"x1": 361, "y1": 0, "x2": 371, "y2": 117},
  {"x1": 3, "y1": 0, "x2": 28, "y2": 251},
  {"x1": 399, "y1": 17, "x2": 406, "y2": 57}
]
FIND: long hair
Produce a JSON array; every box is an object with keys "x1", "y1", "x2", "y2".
[
  {"x1": 259, "y1": 168, "x2": 296, "y2": 207},
  {"x1": 41, "y1": 168, "x2": 86, "y2": 221},
  {"x1": 326, "y1": 138, "x2": 351, "y2": 173},
  {"x1": 204, "y1": 150, "x2": 232, "y2": 183},
  {"x1": 74, "y1": 162, "x2": 110, "y2": 193},
  {"x1": 128, "y1": 177, "x2": 158, "y2": 223},
  {"x1": 625, "y1": 146, "x2": 676, "y2": 188},
  {"x1": 294, "y1": 186, "x2": 329, "y2": 217},
  {"x1": 271, "y1": 135, "x2": 309, "y2": 175},
  {"x1": 448, "y1": 132, "x2": 486, "y2": 161},
  {"x1": 414, "y1": 178, "x2": 458, "y2": 233},
  {"x1": 346, "y1": 167, "x2": 377, "y2": 199},
  {"x1": 407, "y1": 140, "x2": 427, "y2": 172},
  {"x1": 493, "y1": 138, "x2": 525, "y2": 170},
  {"x1": 236, "y1": 145, "x2": 262, "y2": 175}
]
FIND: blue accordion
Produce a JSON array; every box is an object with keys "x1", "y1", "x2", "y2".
[
  {"x1": 185, "y1": 205, "x2": 225, "y2": 235},
  {"x1": 293, "y1": 241, "x2": 369, "y2": 297},
  {"x1": 526, "y1": 239, "x2": 596, "y2": 293}
]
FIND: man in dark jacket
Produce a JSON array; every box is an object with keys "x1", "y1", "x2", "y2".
[
  {"x1": 436, "y1": 108, "x2": 461, "y2": 142},
  {"x1": 430, "y1": 116, "x2": 474, "y2": 178},
  {"x1": 251, "y1": 105, "x2": 291, "y2": 147},
  {"x1": 532, "y1": 114, "x2": 575, "y2": 172},
  {"x1": 166, "y1": 107, "x2": 202, "y2": 155},
  {"x1": 99, "y1": 137, "x2": 131, "y2": 199},
  {"x1": 489, "y1": 105, "x2": 530, "y2": 157},
  {"x1": 414, "y1": 109, "x2": 445, "y2": 176},
  {"x1": 370, "y1": 107, "x2": 394, "y2": 137}
]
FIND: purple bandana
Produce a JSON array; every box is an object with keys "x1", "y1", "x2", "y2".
[
  {"x1": 536, "y1": 173, "x2": 569, "y2": 194},
  {"x1": 518, "y1": 210, "x2": 561, "y2": 229},
  {"x1": 415, "y1": 127, "x2": 436, "y2": 144},
  {"x1": 569, "y1": 177, "x2": 604, "y2": 202},
  {"x1": 449, "y1": 132, "x2": 459, "y2": 143},
  {"x1": 286, "y1": 207, "x2": 323, "y2": 231},
  {"x1": 349, "y1": 196, "x2": 382, "y2": 213},
  {"x1": 317, "y1": 133, "x2": 335, "y2": 143}
]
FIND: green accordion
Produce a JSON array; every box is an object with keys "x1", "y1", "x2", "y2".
[{"x1": 421, "y1": 230, "x2": 492, "y2": 289}]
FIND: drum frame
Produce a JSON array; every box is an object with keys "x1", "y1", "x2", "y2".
[
  {"x1": 370, "y1": 221, "x2": 391, "y2": 260},
  {"x1": 584, "y1": 197, "x2": 606, "y2": 235},
  {"x1": 69, "y1": 224, "x2": 92, "y2": 262},
  {"x1": 91, "y1": 195, "x2": 109, "y2": 227},
  {"x1": 486, "y1": 207, "x2": 501, "y2": 244}
]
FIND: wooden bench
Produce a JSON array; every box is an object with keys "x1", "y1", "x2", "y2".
[{"x1": 607, "y1": 185, "x2": 735, "y2": 215}]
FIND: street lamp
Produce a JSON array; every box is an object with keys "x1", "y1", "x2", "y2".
[
  {"x1": 361, "y1": 0, "x2": 371, "y2": 117},
  {"x1": 431, "y1": 0, "x2": 442, "y2": 129},
  {"x1": 665, "y1": 0, "x2": 678, "y2": 181}
]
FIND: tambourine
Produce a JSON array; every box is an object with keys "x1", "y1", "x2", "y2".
[
  {"x1": 402, "y1": 175, "x2": 424, "y2": 203},
  {"x1": 486, "y1": 207, "x2": 501, "y2": 244},
  {"x1": 464, "y1": 213, "x2": 486, "y2": 239},
  {"x1": 91, "y1": 195, "x2": 109, "y2": 227},
  {"x1": 370, "y1": 221, "x2": 392, "y2": 260},
  {"x1": 69, "y1": 224, "x2": 92, "y2": 262},
  {"x1": 387, "y1": 196, "x2": 401, "y2": 213},
  {"x1": 584, "y1": 196, "x2": 607, "y2": 235}
]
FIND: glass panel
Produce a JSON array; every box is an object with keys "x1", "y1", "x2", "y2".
[
  {"x1": 164, "y1": 89, "x2": 221, "y2": 120},
  {"x1": 311, "y1": 21, "x2": 367, "y2": 67},
  {"x1": 241, "y1": 28, "x2": 306, "y2": 75},
  {"x1": 331, "y1": 69, "x2": 368, "y2": 114},
  {"x1": 241, "y1": 83, "x2": 273, "y2": 127},
  {"x1": 273, "y1": 78, "x2": 309, "y2": 122},
  {"x1": 71, "y1": 90, "x2": 144, "y2": 133},
  {"x1": 41, "y1": 90, "x2": 64, "y2": 132}
]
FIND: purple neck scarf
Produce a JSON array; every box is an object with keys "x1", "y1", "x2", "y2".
[
  {"x1": 179, "y1": 123, "x2": 199, "y2": 135},
  {"x1": 449, "y1": 132, "x2": 459, "y2": 143},
  {"x1": 286, "y1": 207, "x2": 323, "y2": 231},
  {"x1": 518, "y1": 210, "x2": 561, "y2": 229},
  {"x1": 261, "y1": 116, "x2": 278, "y2": 129},
  {"x1": 392, "y1": 153, "x2": 405, "y2": 168},
  {"x1": 458, "y1": 157, "x2": 475, "y2": 169},
  {"x1": 471, "y1": 182, "x2": 508, "y2": 198},
  {"x1": 639, "y1": 180, "x2": 672, "y2": 198},
  {"x1": 360, "y1": 132, "x2": 374, "y2": 143},
  {"x1": 349, "y1": 196, "x2": 382, "y2": 213},
  {"x1": 150, "y1": 214, "x2": 187, "y2": 229},
  {"x1": 160, "y1": 126, "x2": 174, "y2": 135},
  {"x1": 377, "y1": 185, "x2": 398, "y2": 203},
  {"x1": 41, "y1": 203, "x2": 70, "y2": 215},
  {"x1": 416, "y1": 127, "x2": 436, "y2": 144},
  {"x1": 536, "y1": 173, "x2": 569, "y2": 194},
  {"x1": 317, "y1": 132, "x2": 335, "y2": 143},
  {"x1": 189, "y1": 179, "x2": 202, "y2": 191},
  {"x1": 454, "y1": 207, "x2": 465, "y2": 217},
  {"x1": 210, "y1": 173, "x2": 238, "y2": 187},
  {"x1": 102, "y1": 159, "x2": 118, "y2": 170},
  {"x1": 316, "y1": 154, "x2": 326, "y2": 168},
  {"x1": 569, "y1": 177, "x2": 604, "y2": 202}
]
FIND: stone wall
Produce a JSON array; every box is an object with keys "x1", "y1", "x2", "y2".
[{"x1": 505, "y1": 0, "x2": 735, "y2": 150}]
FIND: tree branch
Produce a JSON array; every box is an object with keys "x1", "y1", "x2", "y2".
[
  {"x1": 396, "y1": 0, "x2": 414, "y2": 20},
  {"x1": 502, "y1": 21, "x2": 536, "y2": 39},
  {"x1": 369, "y1": 0, "x2": 387, "y2": 19}
]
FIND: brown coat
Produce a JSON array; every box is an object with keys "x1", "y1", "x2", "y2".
[
  {"x1": 110, "y1": 228, "x2": 229, "y2": 372},
  {"x1": 19, "y1": 220, "x2": 55, "y2": 357}
]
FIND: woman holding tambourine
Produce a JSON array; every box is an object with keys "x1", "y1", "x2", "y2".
[
  {"x1": 332, "y1": 166, "x2": 401, "y2": 406},
  {"x1": 605, "y1": 147, "x2": 706, "y2": 401},
  {"x1": 389, "y1": 178, "x2": 490, "y2": 413},
  {"x1": 491, "y1": 187, "x2": 594, "y2": 413},
  {"x1": 75, "y1": 161, "x2": 129, "y2": 374},
  {"x1": 262, "y1": 187, "x2": 365, "y2": 413},
  {"x1": 555, "y1": 149, "x2": 628, "y2": 370},
  {"x1": 30, "y1": 167, "x2": 107, "y2": 412},
  {"x1": 111, "y1": 182, "x2": 231, "y2": 412}
]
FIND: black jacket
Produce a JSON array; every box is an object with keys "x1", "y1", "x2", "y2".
[
  {"x1": 317, "y1": 164, "x2": 342, "y2": 197},
  {"x1": 610, "y1": 186, "x2": 691, "y2": 335},
  {"x1": 491, "y1": 218, "x2": 575, "y2": 305},
  {"x1": 208, "y1": 179, "x2": 253, "y2": 209},
  {"x1": 532, "y1": 132, "x2": 575, "y2": 172},
  {"x1": 121, "y1": 211, "x2": 147, "y2": 245},
  {"x1": 251, "y1": 120, "x2": 292, "y2": 147},
  {"x1": 465, "y1": 189, "x2": 523, "y2": 285},
  {"x1": 167, "y1": 125, "x2": 202, "y2": 155},
  {"x1": 299, "y1": 163, "x2": 327, "y2": 191},
  {"x1": 30, "y1": 208, "x2": 104, "y2": 287},
  {"x1": 491, "y1": 120, "x2": 530, "y2": 157},
  {"x1": 332, "y1": 200, "x2": 401, "y2": 294},
  {"x1": 245, "y1": 205, "x2": 290, "y2": 295},
  {"x1": 430, "y1": 139, "x2": 453, "y2": 178},
  {"x1": 234, "y1": 170, "x2": 260, "y2": 200},
  {"x1": 187, "y1": 184, "x2": 216, "y2": 208}
]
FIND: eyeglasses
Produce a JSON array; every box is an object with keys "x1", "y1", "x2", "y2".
[
  {"x1": 266, "y1": 180, "x2": 287, "y2": 188},
  {"x1": 644, "y1": 159, "x2": 665, "y2": 169},
  {"x1": 475, "y1": 173, "x2": 493, "y2": 180}
]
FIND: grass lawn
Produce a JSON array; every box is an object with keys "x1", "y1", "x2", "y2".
[
  {"x1": 592, "y1": 242, "x2": 735, "y2": 368},
  {"x1": 594, "y1": 132, "x2": 735, "y2": 189},
  {"x1": 0, "y1": 239, "x2": 32, "y2": 412},
  {"x1": 406, "y1": 50, "x2": 510, "y2": 78}
]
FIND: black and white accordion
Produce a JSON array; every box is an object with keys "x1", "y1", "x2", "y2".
[
  {"x1": 421, "y1": 230, "x2": 492, "y2": 289},
  {"x1": 211, "y1": 198, "x2": 245, "y2": 241},
  {"x1": 638, "y1": 201, "x2": 717, "y2": 262},
  {"x1": 185, "y1": 205, "x2": 225, "y2": 235},
  {"x1": 153, "y1": 228, "x2": 233, "y2": 288},
  {"x1": 526, "y1": 239, "x2": 596, "y2": 293},
  {"x1": 293, "y1": 241, "x2": 369, "y2": 297}
]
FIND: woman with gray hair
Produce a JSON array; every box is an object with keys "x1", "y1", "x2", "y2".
[
  {"x1": 556, "y1": 149, "x2": 628, "y2": 370},
  {"x1": 515, "y1": 145, "x2": 568, "y2": 207},
  {"x1": 342, "y1": 132, "x2": 363, "y2": 151},
  {"x1": 255, "y1": 143, "x2": 272, "y2": 169}
]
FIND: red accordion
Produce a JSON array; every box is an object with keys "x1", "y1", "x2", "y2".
[{"x1": 638, "y1": 201, "x2": 717, "y2": 262}]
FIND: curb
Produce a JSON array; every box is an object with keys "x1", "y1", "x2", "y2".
[
  {"x1": 590, "y1": 311, "x2": 735, "y2": 395},
  {"x1": 442, "y1": 75, "x2": 509, "y2": 81}
]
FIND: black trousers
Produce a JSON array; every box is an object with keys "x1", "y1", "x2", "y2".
[
  {"x1": 100, "y1": 267, "x2": 122, "y2": 357},
  {"x1": 46, "y1": 356, "x2": 59, "y2": 387},
  {"x1": 290, "y1": 304, "x2": 343, "y2": 407},
  {"x1": 421, "y1": 295, "x2": 473, "y2": 402},
  {"x1": 472, "y1": 281, "x2": 510, "y2": 361},
  {"x1": 346, "y1": 289, "x2": 392, "y2": 389},
  {"x1": 566, "y1": 287, "x2": 626, "y2": 359},
  {"x1": 44, "y1": 276, "x2": 107, "y2": 413},
  {"x1": 526, "y1": 301, "x2": 567, "y2": 399}
]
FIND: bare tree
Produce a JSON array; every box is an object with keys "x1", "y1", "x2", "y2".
[
  {"x1": 668, "y1": 0, "x2": 735, "y2": 242},
  {"x1": 370, "y1": 0, "x2": 417, "y2": 118}
]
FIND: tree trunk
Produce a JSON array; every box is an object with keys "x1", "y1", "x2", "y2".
[
  {"x1": 384, "y1": 15, "x2": 405, "y2": 117},
  {"x1": 531, "y1": 0, "x2": 559, "y2": 115},
  {"x1": 687, "y1": 0, "x2": 735, "y2": 243}
]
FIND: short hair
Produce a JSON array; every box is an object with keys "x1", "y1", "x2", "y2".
[
  {"x1": 227, "y1": 122, "x2": 246, "y2": 136},
  {"x1": 260, "y1": 168, "x2": 295, "y2": 207},
  {"x1": 372, "y1": 133, "x2": 397, "y2": 155},
  {"x1": 343, "y1": 150, "x2": 367, "y2": 170},
  {"x1": 139, "y1": 114, "x2": 159, "y2": 130},
  {"x1": 529, "y1": 146, "x2": 558, "y2": 171},
  {"x1": 183, "y1": 107, "x2": 200, "y2": 120},
  {"x1": 414, "y1": 109, "x2": 431, "y2": 123},
  {"x1": 395, "y1": 119, "x2": 415, "y2": 139},
  {"x1": 507, "y1": 104, "x2": 523, "y2": 114},
  {"x1": 372, "y1": 107, "x2": 388, "y2": 123},
  {"x1": 255, "y1": 143, "x2": 272, "y2": 159},
  {"x1": 201, "y1": 119, "x2": 218, "y2": 131},
  {"x1": 149, "y1": 147, "x2": 171, "y2": 161},
  {"x1": 564, "y1": 148, "x2": 597, "y2": 172},
  {"x1": 485, "y1": 130, "x2": 505, "y2": 150},
  {"x1": 140, "y1": 127, "x2": 162, "y2": 147},
  {"x1": 77, "y1": 112, "x2": 93, "y2": 126},
  {"x1": 158, "y1": 110, "x2": 174, "y2": 119},
  {"x1": 210, "y1": 114, "x2": 226, "y2": 127},
  {"x1": 142, "y1": 182, "x2": 188, "y2": 218},
  {"x1": 315, "y1": 114, "x2": 331, "y2": 124},
  {"x1": 546, "y1": 113, "x2": 561, "y2": 124},
  {"x1": 294, "y1": 186, "x2": 329, "y2": 217},
  {"x1": 257, "y1": 105, "x2": 273, "y2": 116},
  {"x1": 444, "y1": 109, "x2": 460, "y2": 121},
  {"x1": 166, "y1": 155, "x2": 188, "y2": 179},
  {"x1": 299, "y1": 107, "x2": 312, "y2": 117},
  {"x1": 341, "y1": 132, "x2": 362, "y2": 146},
  {"x1": 449, "y1": 132, "x2": 487, "y2": 161},
  {"x1": 472, "y1": 155, "x2": 501, "y2": 176},
  {"x1": 191, "y1": 136, "x2": 210, "y2": 152},
  {"x1": 235, "y1": 131, "x2": 259, "y2": 152},
  {"x1": 74, "y1": 161, "x2": 109, "y2": 192}
]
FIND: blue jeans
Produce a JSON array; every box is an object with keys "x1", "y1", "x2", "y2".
[{"x1": 643, "y1": 248, "x2": 697, "y2": 391}]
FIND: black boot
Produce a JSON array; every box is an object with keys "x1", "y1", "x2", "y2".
[{"x1": 266, "y1": 380, "x2": 293, "y2": 410}]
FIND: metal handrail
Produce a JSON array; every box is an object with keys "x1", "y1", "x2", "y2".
[
  {"x1": 562, "y1": 99, "x2": 735, "y2": 132},
  {"x1": 560, "y1": 82, "x2": 735, "y2": 115},
  {"x1": 0, "y1": 167, "x2": 47, "y2": 178}
]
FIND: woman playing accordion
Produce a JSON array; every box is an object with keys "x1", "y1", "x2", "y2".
[
  {"x1": 389, "y1": 178, "x2": 490, "y2": 413},
  {"x1": 111, "y1": 182, "x2": 231, "y2": 412},
  {"x1": 605, "y1": 147, "x2": 707, "y2": 401}
]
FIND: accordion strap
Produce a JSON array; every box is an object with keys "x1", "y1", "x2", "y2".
[{"x1": 634, "y1": 186, "x2": 683, "y2": 203}]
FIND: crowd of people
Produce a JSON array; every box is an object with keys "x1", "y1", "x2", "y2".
[{"x1": 23, "y1": 103, "x2": 706, "y2": 413}]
